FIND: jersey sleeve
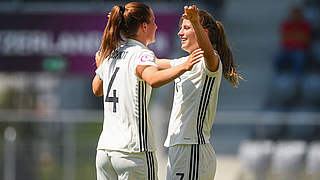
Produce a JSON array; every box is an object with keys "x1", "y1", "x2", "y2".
[
  {"x1": 202, "y1": 55, "x2": 222, "y2": 77},
  {"x1": 136, "y1": 50, "x2": 157, "y2": 67}
]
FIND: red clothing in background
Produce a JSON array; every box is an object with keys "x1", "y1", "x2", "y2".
[{"x1": 281, "y1": 19, "x2": 312, "y2": 51}]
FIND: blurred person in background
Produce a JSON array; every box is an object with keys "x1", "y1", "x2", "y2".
[
  {"x1": 92, "y1": 2, "x2": 202, "y2": 180},
  {"x1": 274, "y1": 5, "x2": 312, "y2": 78},
  {"x1": 157, "y1": 5, "x2": 242, "y2": 180}
]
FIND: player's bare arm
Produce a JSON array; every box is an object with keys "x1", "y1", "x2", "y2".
[
  {"x1": 137, "y1": 49, "x2": 203, "y2": 88},
  {"x1": 184, "y1": 5, "x2": 219, "y2": 72},
  {"x1": 155, "y1": 57, "x2": 171, "y2": 70}
]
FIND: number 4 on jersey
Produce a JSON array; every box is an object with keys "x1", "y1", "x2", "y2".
[{"x1": 105, "y1": 67, "x2": 119, "y2": 112}]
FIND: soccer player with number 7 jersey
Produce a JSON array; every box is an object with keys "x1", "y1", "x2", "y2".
[
  {"x1": 91, "y1": 2, "x2": 202, "y2": 180},
  {"x1": 157, "y1": 5, "x2": 243, "y2": 180}
]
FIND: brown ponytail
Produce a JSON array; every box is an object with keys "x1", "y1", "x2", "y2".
[
  {"x1": 99, "y1": 5, "x2": 124, "y2": 63},
  {"x1": 98, "y1": 2, "x2": 152, "y2": 63},
  {"x1": 215, "y1": 21, "x2": 243, "y2": 87},
  {"x1": 199, "y1": 10, "x2": 243, "y2": 87}
]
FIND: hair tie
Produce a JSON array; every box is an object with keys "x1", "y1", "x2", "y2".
[{"x1": 214, "y1": 21, "x2": 219, "y2": 29}]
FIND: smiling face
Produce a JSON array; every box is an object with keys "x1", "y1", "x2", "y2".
[{"x1": 178, "y1": 19, "x2": 199, "y2": 53}]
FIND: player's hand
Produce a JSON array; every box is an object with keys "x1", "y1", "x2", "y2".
[
  {"x1": 95, "y1": 50, "x2": 102, "y2": 68},
  {"x1": 183, "y1": 48, "x2": 203, "y2": 71},
  {"x1": 182, "y1": 5, "x2": 200, "y2": 23}
]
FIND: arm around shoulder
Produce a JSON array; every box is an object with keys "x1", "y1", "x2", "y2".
[
  {"x1": 155, "y1": 57, "x2": 171, "y2": 70},
  {"x1": 136, "y1": 50, "x2": 203, "y2": 88}
]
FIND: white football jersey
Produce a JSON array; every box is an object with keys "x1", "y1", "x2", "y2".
[
  {"x1": 96, "y1": 39, "x2": 157, "y2": 153},
  {"x1": 164, "y1": 56, "x2": 222, "y2": 147}
]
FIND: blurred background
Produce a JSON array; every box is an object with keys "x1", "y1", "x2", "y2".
[{"x1": 0, "y1": 0, "x2": 320, "y2": 179}]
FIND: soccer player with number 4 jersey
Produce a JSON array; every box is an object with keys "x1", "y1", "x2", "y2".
[{"x1": 91, "y1": 2, "x2": 202, "y2": 180}]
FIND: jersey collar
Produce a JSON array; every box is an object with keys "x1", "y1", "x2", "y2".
[{"x1": 126, "y1": 39, "x2": 147, "y2": 49}]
